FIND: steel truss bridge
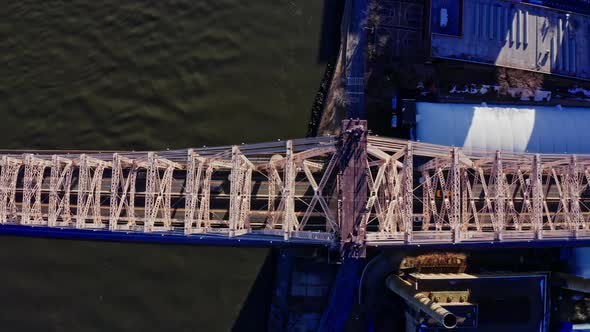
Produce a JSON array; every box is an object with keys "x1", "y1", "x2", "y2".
[{"x1": 1, "y1": 120, "x2": 590, "y2": 253}]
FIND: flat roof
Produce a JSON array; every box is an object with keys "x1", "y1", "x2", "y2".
[
  {"x1": 430, "y1": 0, "x2": 590, "y2": 80},
  {"x1": 415, "y1": 102, "x2": 590, "y2": 154}
]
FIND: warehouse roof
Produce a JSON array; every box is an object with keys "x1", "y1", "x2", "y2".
[
  {"x1": 430, "y1": 0, "x2": 590, "y2": 80},
  {"x1": 415, "y1": 102, "x2": 590, "y2": 153}
]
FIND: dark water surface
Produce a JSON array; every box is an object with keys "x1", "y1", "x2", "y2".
[
  {"x1": 0, "y1": 0, "x2": 340, "y2": 331},
  {"x1": 0, "y1": 237, "x2": 272, "y2": 331},
  {"x1": 0, "y1": 0, "x2": 334, "y2": 150}
]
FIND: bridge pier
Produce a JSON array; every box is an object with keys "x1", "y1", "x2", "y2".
[
  {"x1": 338, "y1": 119, "x2": 368, "y2": 258},
  {"x1": 313, "y1": 119, "x2": 369, "y2": 331}
]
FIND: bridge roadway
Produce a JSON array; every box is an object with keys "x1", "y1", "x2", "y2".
[{"x1": 2, "y1": 129, "x2": 590, "y2": 250}]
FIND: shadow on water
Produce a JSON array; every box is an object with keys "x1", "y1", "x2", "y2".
[
  {"x1": 232, "y1": 250, "x2": 275, "y2": 331},
  {"x1": 0, "y1": 236, "x2": 272, "y2": 332},
  {"x1": 317, "y1": 0, "x2": 345, "y2": 64},
  {"x1": 307, "y1": 0, "x2": 346, "y2": 136}
]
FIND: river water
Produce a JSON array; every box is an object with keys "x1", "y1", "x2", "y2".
[{"x1": 0, "y1": 0, "x2": 341, "y2": 331}]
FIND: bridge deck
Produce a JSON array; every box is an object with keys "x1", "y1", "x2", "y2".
[
  {"x1": 2, "y1": 223, "x2": 590, "y2": 250},
  {"x1": 0, "y1": 134, "x2": 589, "y2": 250}
]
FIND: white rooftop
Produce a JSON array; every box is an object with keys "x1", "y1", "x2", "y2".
[{"x1": 415, "y1": 102, "x2": 590, "y2": 154}]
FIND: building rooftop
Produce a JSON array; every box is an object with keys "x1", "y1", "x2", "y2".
[
  {"x1": 430, "y1": 0, "x2": 590, "y2": 80},
  {"x1": 415, "y1": 102, "x2": 590, "y2": 154}
]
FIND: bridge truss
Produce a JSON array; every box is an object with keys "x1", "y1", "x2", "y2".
[{"x1": 1, "y1": 124, "x2": 590, "y2": 251}]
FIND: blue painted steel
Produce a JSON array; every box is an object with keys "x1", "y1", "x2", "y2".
[
  {"x1": 4, "y1": 223, "x2": 590, "y2": 251},
  {"x1": 318, "y1": 258, "x2": 364, "y2": 332},
  {"x1": 268, "y1": 249, "x2": 295, "y2": 330},
  {"x1": 367, "y1": 239, "x2": 590, "y2": 250},
  {"x1": 0, "y1": 224, "x2": 331, "y2": 248}
]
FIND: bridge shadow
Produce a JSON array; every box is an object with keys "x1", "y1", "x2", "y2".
[
  {"x1": 307, "y1": 0, "x2": 346, "y2": 136},
  {"x1": 231, "y1": 249, "x2": 275, "y2": 331},
  {"x1": 317, "y1": 0, "x2": 345, "y2": 64}
]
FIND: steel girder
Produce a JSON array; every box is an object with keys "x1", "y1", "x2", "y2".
[
  {"x1": 367, "y1": 136, "x2": 590, "y2": 245},
  {"x1": 21, "y1": 154, "x2": 51, "y2": 225},
  {"x1": 144, "y1": 152, "x2": 183, "y2": 232},
  {"x1": 0, "y1": 156, "x2": 21, "y2": 224},
  {"x1": 0, "y1": 135, "x2": 587, "y2": 247},
  {"x1": 48, "y1": 156, "x2": 73, "y2": 227},
  {"x1": 109, "y1": 153, "x2": 138, "y2": 231},
  {"x1": 76, "y1": 155, "x2": 111, "y2": 229}
]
